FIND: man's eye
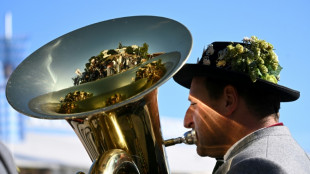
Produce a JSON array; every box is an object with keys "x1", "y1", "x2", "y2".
[{"x1": 190, "y1": 103, "x2": 197, "y2": 106}]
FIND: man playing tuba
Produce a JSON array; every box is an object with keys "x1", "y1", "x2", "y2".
[{"x1": 173, "y1": 36, "x2": 310, "y2": 174}]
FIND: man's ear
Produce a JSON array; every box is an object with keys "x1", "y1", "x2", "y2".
[{"x1": 223, "y1": 85, "x2": 238, "y2": 116}]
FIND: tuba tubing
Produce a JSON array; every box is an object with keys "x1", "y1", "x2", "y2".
[
  {"x1": 89, "y1": 149, "x2": 140, "y2": 174},
  {"x1": 164, "y1": 130, "x2": 197, "y2": 147}
]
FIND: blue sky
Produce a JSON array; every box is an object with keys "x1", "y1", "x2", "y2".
[{"x1": 1, "y1": 0, "x2": 309, "y2": 155}]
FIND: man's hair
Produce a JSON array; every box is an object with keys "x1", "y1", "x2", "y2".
[{"x1": 204, "y1": 77, "x2": 280, "y2": 121}]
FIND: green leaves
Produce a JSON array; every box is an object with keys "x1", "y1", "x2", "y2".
[{"x1": 220, "y1": 36, "x2": 282, "y2": 84}]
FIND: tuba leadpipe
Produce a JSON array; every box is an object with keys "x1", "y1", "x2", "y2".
[{"x1": 164, "y1": 130, "x2": 197, "y2": 147}]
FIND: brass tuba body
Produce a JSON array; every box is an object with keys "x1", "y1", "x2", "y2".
[
  {"x1": 6, "y1": 16, "x2": 192, "y2": 174},
  {"x1": 68, "y1": 89, "x2": 167, "y2": 173}
]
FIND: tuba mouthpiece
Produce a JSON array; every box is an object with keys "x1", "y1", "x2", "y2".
[{"x1": 164, "y1": 130, "x2": 196, "y2": 147}]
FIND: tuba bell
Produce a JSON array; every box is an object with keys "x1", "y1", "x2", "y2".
[{"x1": 6, "y1": 16, "x2": 193, "y2": 174}]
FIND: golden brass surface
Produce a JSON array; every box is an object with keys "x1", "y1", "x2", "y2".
[
  {"x1": 6, "y1": 16, "x2": 193, "y2": 174},
  {"x1": 89, "y1": 149, "x2": 140, "y2": 174},
  {"x1": 67, "y1": 90, "x2": 168, "y2": 173}
]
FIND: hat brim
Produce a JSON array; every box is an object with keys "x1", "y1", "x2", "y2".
[{"x1": 173, "y1": 63, "x2": 300, "y2": 102}]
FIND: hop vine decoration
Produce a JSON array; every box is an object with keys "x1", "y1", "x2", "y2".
[
  {"x1": 216, "y1": 36, "x2": 282, "y2": 83},
  {"x1": 59, "y1": 91, "x2": 93, "y2": 114}
]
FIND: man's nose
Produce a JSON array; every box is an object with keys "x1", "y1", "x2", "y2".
[{"x1": 184, "y1": 107, "x2": 194, "y2": 128}]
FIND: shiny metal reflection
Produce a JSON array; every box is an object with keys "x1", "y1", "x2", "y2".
[
  {"x1": 6, "y1": 16, "x2": 192, "y2": 120},
  {"x1": 77, "y1": 149, "x2": 140, "y2": 174},
  {"x1": 6, "y1": 16, "x2": 193, "y2": 174},
  {"x1": 67, "y1": 90, "x2": 169, "y2": 173}
]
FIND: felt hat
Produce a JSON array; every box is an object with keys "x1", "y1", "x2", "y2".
[{"x1": 173, "y1": 36, "x2": 300, "y2": 102}]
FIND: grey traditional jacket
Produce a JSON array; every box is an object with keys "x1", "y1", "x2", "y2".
[{"x1": 215, "y1": 126, "x2": 310, "y2": 174}]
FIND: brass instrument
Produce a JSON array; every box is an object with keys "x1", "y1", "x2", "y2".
[{"x1": 6, "y1": 16, "x2": 193, "y2": 174}]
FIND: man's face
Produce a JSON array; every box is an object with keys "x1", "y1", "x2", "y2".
[{"x1": 184, "y1": 77, "x2": 243, "y2": 157}]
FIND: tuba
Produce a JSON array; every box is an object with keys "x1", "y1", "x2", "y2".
[{"x1": 6, "y1": 16, "x2": 194, "y2": 174}]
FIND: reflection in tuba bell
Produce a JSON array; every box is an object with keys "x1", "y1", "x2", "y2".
[{"x1": 6, "y1": 16, "x2": 193, "y2": 174}]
